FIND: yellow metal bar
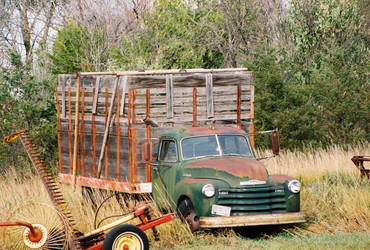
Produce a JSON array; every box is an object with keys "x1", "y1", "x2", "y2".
[
  {"x1": 3, "y1": 130, "x2": 27, "y2": 145},
  {"x1": 82, "y1": 213, "x2": 135, "y2": 238}
]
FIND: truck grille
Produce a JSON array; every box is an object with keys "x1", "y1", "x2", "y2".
[{"x1": 216, "y1": 185, "x2": 287, "y2": 216}]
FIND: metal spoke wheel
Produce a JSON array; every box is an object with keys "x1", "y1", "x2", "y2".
[
  {"x1": 4, "y1": 202, "x2": 70, "y2": 249},
  {"x1": 103, "y1": 224, "x2": 149, "y2": 250}
]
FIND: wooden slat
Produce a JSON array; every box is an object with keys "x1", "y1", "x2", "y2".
[
  {"x1": 120, "y1": 76, "x2": 128, "y2": 115},
  {"x1": 80, "y1": 88, "x2": 85, "y2": 176},
  {"x1": 193, "y1": 88, "x2": 197, "y2": 127},
  {"x1": 92, "y1": 88, "x2": 97, "y2": 176},
  {"x1": 55, "y1": 88, "x2": 63, "y2": 173},
  {"x1": 104, "y1": 88, "x2": 109, "y2": 179},
  {"x1": 61, "y1": 80, "x2": 66, "y2": 118},
  {"x1": 117, "y1": 89, "x2": 121, "y2": 181},
  {"x1": 166, "y1": 75, "x2": 174, "y2": 118},
  {"x1": 206, "y1": 74, "x2": 214, "y2": 118},
  {"x1": 92, "y1": 77, "x2": 100, "y2": 114},
  {"x1": 146, "y1": 89, "x2": 151, "y2": 182},
  {"x1": 67, "y1": 88, "x2": 73, "y2": 172}
]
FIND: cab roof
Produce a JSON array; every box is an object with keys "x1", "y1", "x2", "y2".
[{"x1": 160, "y1": 126, "x2": 246, "y2": 140}]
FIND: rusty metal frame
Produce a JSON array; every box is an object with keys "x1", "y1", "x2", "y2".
[
  {"x1": 351, "y1": 156, "x2": 370, "y2": 179},
  {"x1": 59, "y1": 173, "x2": 151, "y2": 193},
  {"x1": 67, "y1": 87, "x2": 73, "y2": 172},
  {"x1": 92, "y1": 88, "x2": 97, "y2": 177},
  {"x1": 116, "y1": 89, "x2": 121, "y2": 181},
  {"x1": 80, "y1": 88, "x2": 85, "y2": 176},
  {"x1": 146, "y1": 89, "x2": 152, "y2": 182},
  {"x1": 104, "y1": 88, "x2": 109, "y2": 179},
  {"x1": 54, "y1": 88, "x2": 63, "y2": 173}
]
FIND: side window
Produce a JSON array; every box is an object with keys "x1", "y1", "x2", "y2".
[{"x1": 159, "y1": 140, "x2": 177, "y2": 162}]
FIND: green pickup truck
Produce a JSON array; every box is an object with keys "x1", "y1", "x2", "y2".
[{"x1": 142, "y1": 126, "x2": 305, "y2": 232}]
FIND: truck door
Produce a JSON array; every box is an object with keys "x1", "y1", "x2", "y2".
[{"x1": 152, "y1": 139, "x2": 178, "y2": 209}]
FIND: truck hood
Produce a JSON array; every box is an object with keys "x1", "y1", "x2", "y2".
[{"x1": 183, "y1": 157, "x2": 268, "y2": 186}]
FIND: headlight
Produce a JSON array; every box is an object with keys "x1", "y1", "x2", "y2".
[
  {"x1": 288, "y1": 180, "x2": 301, "y2": 193},
  {"x1": 202, "y1": 184, "x2": 215, "y2": 197}
]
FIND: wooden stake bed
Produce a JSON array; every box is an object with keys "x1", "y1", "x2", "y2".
[{"x1": 55, "y1": 68, "x2": 254, "y2": 193}]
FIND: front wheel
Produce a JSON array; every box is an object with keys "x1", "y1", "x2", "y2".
[
  {"x1": 102, "y1": 224, "x2": 149, "y2": 250},
  {"x1": 177, "y1": 198, "x2": 200, "y2": 232}
]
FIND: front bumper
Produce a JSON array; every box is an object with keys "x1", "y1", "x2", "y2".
[{"x1": 199, "y1": 212, "x2": 305, "y2": 228}]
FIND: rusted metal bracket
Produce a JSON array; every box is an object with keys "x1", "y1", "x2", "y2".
[{"x1": 351, "y1": 156, "x2": 370, "y2": 179}]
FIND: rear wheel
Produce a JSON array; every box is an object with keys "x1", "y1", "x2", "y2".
[
  {"x1": 177, "y1": 198, "x2": 200, "y2": 232},
  {"x1": 102, "y1": 224, "x2": 149, "y2": 250}
]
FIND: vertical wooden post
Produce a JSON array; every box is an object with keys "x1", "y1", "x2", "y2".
[
  {"x1": 206, "y1": 74, "x2": 214, "y2": 118},
  {"x1": 132, "y1": 90, "x2": 136, "y2": 123},
  {"x1": 92, "y1": 88, "x2": 97, "y2": 177},
  {"x1": 96, "y1": 75, "x2": 120, "y2": 179},
  {"x1": 72, "y1": 73, "x2": 81, "y2": 189},
  {"x1": 80, "y1": 88, "x2": 85, "y2": 176},
  {"x1": 67, "y1": 88, "x2": 72, "y2": 173},
  {"x1": 250, "y1": 84, "x2": 255, "y2": 148},
  {"x1": 132, "y1": 128, "x2": 137, "y2": 183},
  {"x1": 146, "y1": 89, "x2": 151, "y2": 182},
  {"x1": 166, "y1": 75, "x2": 174, "y2": 119},
  {"x1": 61, "y1": 78, "x2": 66, "y2": 119},
  {"x1": 128, "y1": 89, "x2": 132, "y2": 183},
  {"x1": 116, "y1": 89, "x2": 121, "y2": 181},
  {"x1": 237, "y1": 85, "x2": 241, "y2": 128},
  {"x1": 132, "y1": 90, "x2": 137, "y2": 183},
  {"x1": 104, "y1": 88, "x2": 109, "y2": 179},
  {"x1": 54, "y1": 88, "x2": 63, "y2": 173},
  {"x1": 193, "y1": 88, "x2": 197, "y2": 127}
]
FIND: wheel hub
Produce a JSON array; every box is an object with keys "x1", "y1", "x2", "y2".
[
  {"x1": 113, "y1": 232, "x2": 143, "y2": 250},
  {"x1": 23, "y1": 224, "x2": 48, "y2": 249}
]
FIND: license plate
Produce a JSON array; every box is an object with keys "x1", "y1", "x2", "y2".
[{"x1": 211, "y1": 205, "x2": 231, "y2": 216}]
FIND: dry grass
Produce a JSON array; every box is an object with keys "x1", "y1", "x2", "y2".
[
  {"x1": 260, "y1": 143, "x2": 370, "y2": 233},
  {"x1": 0, "y1": 143, "x2": 369, "y2": 249}
]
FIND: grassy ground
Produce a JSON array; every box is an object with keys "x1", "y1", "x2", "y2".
[{"x1": 0, "y1": 143, "x2": 369, "y2": 249}]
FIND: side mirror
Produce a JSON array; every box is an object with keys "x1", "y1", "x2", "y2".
[
  {"x1": 141, "y1": 139, "x2": 153, "y2": 163},
  {"x1": 141, "y1": 138, "x2": 158, "y2": 164},
  {"x1": 271, "y1": 130, "x2": 280, "y2": 155}
]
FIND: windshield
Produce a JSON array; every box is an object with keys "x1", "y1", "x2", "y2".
[{"x1": 181, "y1": 135, "x2": 253, "y2": 159}]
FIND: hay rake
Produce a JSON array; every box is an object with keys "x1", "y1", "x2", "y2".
[{"x1": 1, "y1": 130, "x2": 175, "y2": 250}]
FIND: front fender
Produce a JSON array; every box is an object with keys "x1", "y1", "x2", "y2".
[{"x1": 174, "y1": 178, "x2": 229, "y2": 217}]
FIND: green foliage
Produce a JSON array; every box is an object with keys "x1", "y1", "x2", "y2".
[
  {"x1": 45, "y1": 0, "x2": 368, "y2": 150},
  {"x1": 0, "y1": 52, "x2": 57, "y2": 172},
  {"x1": 249, "y1": 0, "x2": 369, "y2": 149},
  {"x1": 49, "y1": 22, "x2": 109, "y2": 73},
  {"x1": 111, "y1": 0, "x2": 223, "y2": 70}
]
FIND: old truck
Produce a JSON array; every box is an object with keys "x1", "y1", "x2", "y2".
[{"x1": 55, "y1": 68, "x2": 305, "y2": 231}]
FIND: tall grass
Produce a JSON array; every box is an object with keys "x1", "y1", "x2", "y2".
[
  {"x1": 0, "y1": 144, "x2": 369, "y2": 249},
  {"x1": 260, "y1": 143, "x2": 370, "y2": 233}
]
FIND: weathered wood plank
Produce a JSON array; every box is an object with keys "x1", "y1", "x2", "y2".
[
  {"x1": 206, "y1": 74, "x2": 214, "y2": 118},
  {"x1": 92, "y1": 77, "x2": 100, "y2": 114},
  {"x1": 166, "y1": 75, "x2": 174, "y2": 118},
  {"x1": 120, "y1": 76, "x2": 128, "y2": 115}
]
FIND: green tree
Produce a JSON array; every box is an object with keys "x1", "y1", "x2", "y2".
[
  {"x1": 49, "y1": 22, "x2": 109, "y2": 73},
  {"x1": 111, "y1": 0, "x2": 223, "y2": 70},
  {"x1": 0, "y1": 52, "x2": 57, "y2": 173}
]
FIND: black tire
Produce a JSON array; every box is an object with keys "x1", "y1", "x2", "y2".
[
  {"x1": 102, "y1": 224, "x2": 149, "y2": 250},
  {"x1": 177, "y1": 198, "x2": 200, "y2": 232}
]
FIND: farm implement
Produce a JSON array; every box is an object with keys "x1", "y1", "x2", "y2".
[
  {"x1": 351, "y1": 156, "x2": 370, "y2": 179},
  {"x1": 1, "y1": 130, "x2": 175, "y2": 249}
]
